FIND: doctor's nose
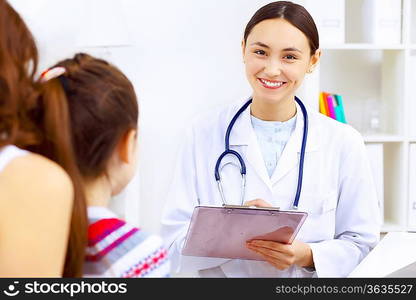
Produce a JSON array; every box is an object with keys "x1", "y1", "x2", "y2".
[{"x1": 264, "y1": 59, "x2": 282, "y2": 77}]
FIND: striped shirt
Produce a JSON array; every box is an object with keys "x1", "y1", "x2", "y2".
[{"x1": 84, "y1": 206, "x2": 170, "y2": 277}]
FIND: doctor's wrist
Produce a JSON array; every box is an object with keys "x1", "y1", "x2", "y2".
[{"x1": 295, "y1": 241, "x2": 314, "y2": 268}]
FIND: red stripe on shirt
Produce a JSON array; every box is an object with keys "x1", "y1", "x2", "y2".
[
  {"x1": 88, "y1": 218, "x2": 126, "y2": 246},
  {"x1": 86, "y1": 227, "x2": 139, "y2": 261}
]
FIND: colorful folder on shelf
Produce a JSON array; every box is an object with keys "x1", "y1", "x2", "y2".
[
  {"x1": 334, "y1": 94, "x2": 347, "y2": 123},
  {"x1": 318, "y1": 92, "x2": 347, "y2": 124},
  {"x1": 326, "y1": 94, "x2": 337, "y2": 120},
  {"x1": 321, "y1": 92, "x2": 330, "y2": 116},
  {"x1": 319, "y1": 92, "x2": 328, "y2": 116}
]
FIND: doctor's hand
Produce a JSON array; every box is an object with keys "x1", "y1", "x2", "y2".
[
  {"x1": 243, "y1": 199, "x2": 273, "y2": 208},
  {"x1": 245, "y1": 239, "x2": 314, "y2": 270}
]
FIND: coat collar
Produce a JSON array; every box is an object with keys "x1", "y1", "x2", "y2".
[
  {"x1": 227, "y1": 98, "x2": 320, "y2": 187},
  {"x1": 228, "y1": 99, "x2": 320, "y2": 152}
]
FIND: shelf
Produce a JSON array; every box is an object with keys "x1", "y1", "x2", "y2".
[
  {"x1": 300, "y1": 1, "x2": 413, "y2": 238},
  {"x1": 322, "y1": 43, "x2": 406, "y2": 50},
  {"x1": 320, "y1": 50, "x2": 405, "y2": 135},
  {"x1": 381, "y1": 222, "x2": 407, "y2": 233},
  {"x1": 363, "y1": 135, "x2": 406, "y2": 143}
]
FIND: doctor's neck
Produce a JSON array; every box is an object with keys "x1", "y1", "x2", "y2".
[{"x1": 250, "y1": 95, "x2": 297, "y2": 121}]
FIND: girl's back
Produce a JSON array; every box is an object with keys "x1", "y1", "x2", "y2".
[{"x1": 0, "y1": 145, "x2": 73, "y2": 276}]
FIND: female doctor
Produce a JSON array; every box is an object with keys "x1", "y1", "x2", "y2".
[{"x1": 161, "y1": 1, "x2": 381, "y2": 277}]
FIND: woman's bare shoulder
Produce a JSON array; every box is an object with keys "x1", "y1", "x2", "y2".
[
  {"x1": 0, "y1": 153, "x2": 74, "y2": 276},
  {"x1": 0, "y1": 153, "x2": 74, "y2": 208}
]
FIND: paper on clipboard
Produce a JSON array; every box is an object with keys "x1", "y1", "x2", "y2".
[{"x1": 181, "y1": 205, "x2": 307, "y2": 261}]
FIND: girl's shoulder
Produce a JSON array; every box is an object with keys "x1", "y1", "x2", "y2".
[
  {"x1": 0, "y1": 148, "x2": 73, "y2": 276},
  {"x1": 0, "y1": 148, "x2": 73, "y2": 209}
]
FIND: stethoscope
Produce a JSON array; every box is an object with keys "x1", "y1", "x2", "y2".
[{"x1": 214, "y1": 96, "x2": 308, "y2": 210}]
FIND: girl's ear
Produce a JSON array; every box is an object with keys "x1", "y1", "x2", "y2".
[{"x1": 117, "y1": 128, "x2": 137, "y2": 164}]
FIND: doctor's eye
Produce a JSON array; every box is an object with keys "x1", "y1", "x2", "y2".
[
  {"x1": 283, "y1": 54, "x2": 297, "y2": 60},
  {"x1": 254, "y1": 49, "x2": 266, "y2": 56}
]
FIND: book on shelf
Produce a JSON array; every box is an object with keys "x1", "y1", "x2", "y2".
[
  {"x1": 326, "y1": 94, "x2": 337, "y2": 120},
  {"x1": 319, "y1": 91, "x2": 347, "y2": 124},
  {"x1": 318, "y1": 91, "x2": 328, "y2": 116},
  {"x1": 334, "y1": 94, "x2": 347, "y2": 123}
]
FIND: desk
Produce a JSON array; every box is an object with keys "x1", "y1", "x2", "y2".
[{"x1": 349, "y1": 232, "x2": 416, "y2": 277}]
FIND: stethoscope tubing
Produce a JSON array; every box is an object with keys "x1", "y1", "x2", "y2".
[{"x1": 215, "y1": 96, "x2": 308, "y2": 209}]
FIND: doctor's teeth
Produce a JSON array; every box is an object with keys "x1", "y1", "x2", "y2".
[{"x1": 261, "y1": 79, "x2": 282, "y2": 87}]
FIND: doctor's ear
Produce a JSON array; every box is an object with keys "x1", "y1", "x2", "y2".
[
  {"x1": 117, "y1": 128, "x2": 138, "y2": 164},
  {"x1": 307, "y1": 49, "x2": 321, "y2": 73},
  {"x1": 241, "y1": 40, "x2": 246, "y2": 62}
]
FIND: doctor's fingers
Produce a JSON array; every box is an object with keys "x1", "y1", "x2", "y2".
[
  {"x1": 264, "y1": 255, "x2": 293, "y2": 271},
  {"x1": 248, "y1": 240, "x2": 294, "y2": 256},
  {"x1": 247, "y1": 243, "x2": 295, "y2": 264},
  {"x1": 243, "y1": 199, "x2": 273, "y2": 208},
  {"x1": 247, "y1": 246, "x2": 294, "y2": 270}
]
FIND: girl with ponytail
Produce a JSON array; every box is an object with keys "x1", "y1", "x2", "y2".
[{"x1": 39, "y1": 53, "x2": 170, "y2": 277}]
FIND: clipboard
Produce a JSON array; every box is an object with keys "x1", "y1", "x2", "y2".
[
  {"x1": 181, "y1": 205, "x2": 307, "y2": 261},
  {"x1": 385, "y1": 261, "x2": 416, "y2": 277}
]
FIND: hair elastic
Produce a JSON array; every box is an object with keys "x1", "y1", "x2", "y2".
[{"x1": 39, "y1": 66, "x2": 66, "y2": 83}]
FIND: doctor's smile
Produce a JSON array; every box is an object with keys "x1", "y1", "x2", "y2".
[{"x1": 257, "y1": 78, "x2": 286, "y2": 89}]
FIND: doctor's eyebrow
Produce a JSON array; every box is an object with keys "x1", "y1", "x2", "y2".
[
  {"x1": 250, "y1": 42, "x2": 270, "y2": 48},
  {"x1": 282, "y1": 47, "x2": 303, "y2": 53},
  {"x1": 249, "y1": 42, "x2": 303, "y2": 53}
]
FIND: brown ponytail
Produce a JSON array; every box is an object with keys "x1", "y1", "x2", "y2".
[
  {"x1": 29, "y1": 79, "x2": 88, "y2": 277},
  {"x1": 0, "y1": 0, "x2": 87, "y2": 277}
]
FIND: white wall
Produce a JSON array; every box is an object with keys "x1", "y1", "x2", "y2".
[{"x1": 9, "y1": 0, "x2": 317, "y2": 234}]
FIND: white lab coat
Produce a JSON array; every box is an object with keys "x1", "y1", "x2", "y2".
[{"x1": 161, "y1": 98, "x2": 381, "y2": 278}]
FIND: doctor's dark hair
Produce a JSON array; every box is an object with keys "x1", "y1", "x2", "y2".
[
  {"x1": 0, "y1": 0, "x2": 87, "y2": 278},
  {"x1": 43, "y1": 53, "x2": 139, "y2": 179},
  {"x1": 243, "y1": 1, "x2": 319, "y2": 55}
]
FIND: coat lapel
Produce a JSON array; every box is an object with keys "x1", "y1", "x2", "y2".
[
  {"x1": 269, "y1": 115, "x2": 302, "y2": 185},
  {"x1": 228, "y1": 103, "x2": 272, "y2": 190},
  {"x1": 270, "y1": 102, "x2": 319, "y2": 185}
]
